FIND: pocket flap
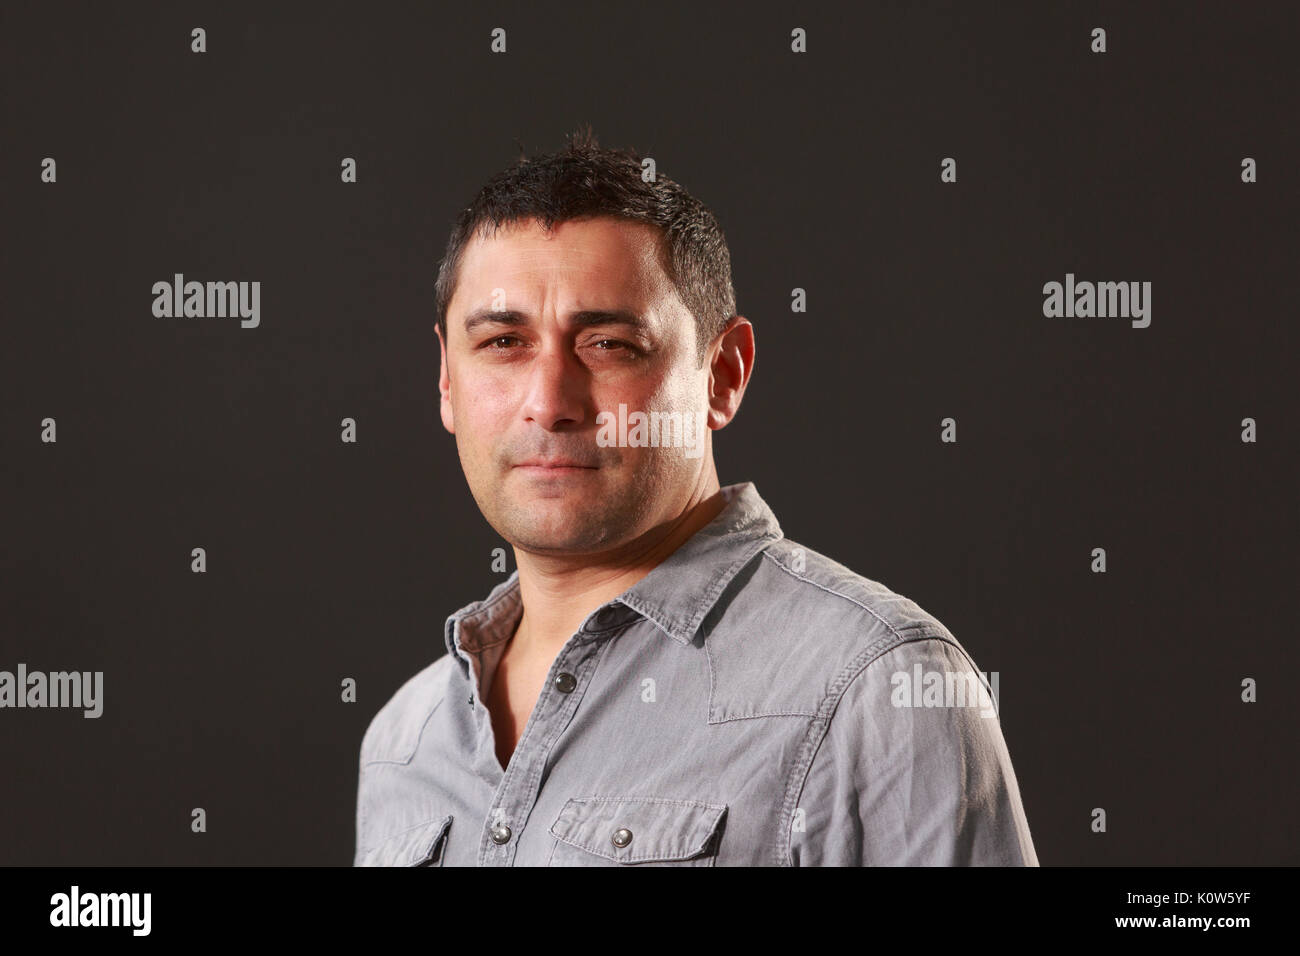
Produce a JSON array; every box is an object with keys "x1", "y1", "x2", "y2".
[
  {"x1": 360, "y1": 815, "x2": 453, "y2": 867},
  {"x1": 549, "y1": 796, "x2": 727, "y2": 863}
]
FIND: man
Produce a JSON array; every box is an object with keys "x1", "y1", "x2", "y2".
[{"x1": 353, "y1": 127, "x2": 1038, "y2": 866}]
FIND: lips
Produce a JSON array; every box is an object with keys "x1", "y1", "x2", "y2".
[
  {"x1": 517, "y1": 460, "x2": 598, "y2": 468},
  {"x1": 513, "y1": 458, "x2": 597, "y2": 469}
]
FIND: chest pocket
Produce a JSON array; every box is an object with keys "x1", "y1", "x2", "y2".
[
  {"x1": 547, "y1": 796, "x2": 728, "y2": 866},
  {"x1": 359, "y1": 815, "x2": 453, "y2": 867}
]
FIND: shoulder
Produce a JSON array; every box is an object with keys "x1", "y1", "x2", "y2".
[
  {"x1": 358, "y1": 653, "x2": 457, "y2": 767},
  {"x1": 704, "y1": 536, "x2": 974, "y2": 719},
  {"x1": 758, "y1": 537, "x2": 953, "y2": 640}
]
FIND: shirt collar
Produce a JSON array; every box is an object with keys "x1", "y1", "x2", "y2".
[{"x1": 443, "y1": 481, "x2": 783, "y2": 660}]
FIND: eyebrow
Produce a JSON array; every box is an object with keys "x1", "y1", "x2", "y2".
[{"x1": 461, "y1": 308, "x2": 653, "y2": 337}]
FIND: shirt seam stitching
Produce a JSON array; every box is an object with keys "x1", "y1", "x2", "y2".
[
  {"x1": 778, "y1": 631, "x2": 955, "y2": 866},
  {"x1": 361, "y1": 695, "x2": 446, "y2": 768},
  {"x1": 760, "y1": 548, "x2": 936, "y2": 642}
]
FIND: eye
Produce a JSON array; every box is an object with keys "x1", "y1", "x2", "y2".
[
  {"x1": 480, "y1": 335, "x2": 521, "y2": 349},
  {"x1": 590, "y1": 339, "x2": 642, "y2": 356}
]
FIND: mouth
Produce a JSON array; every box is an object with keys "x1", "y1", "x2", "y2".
[{"x1": 512, "y1": 459, "x2": 599, "y2": 474}]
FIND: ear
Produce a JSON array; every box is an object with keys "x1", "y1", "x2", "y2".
[
  {"x1": 436, "y1": 323, "x2": 455, "y2": 434},
  {"x1": 705, "y1": 315, "x2": 755, "y2": 430}
]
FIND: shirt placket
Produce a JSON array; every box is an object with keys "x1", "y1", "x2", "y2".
[{"x1": 475, "y1": 624, "x2": 611, "y2": 866}]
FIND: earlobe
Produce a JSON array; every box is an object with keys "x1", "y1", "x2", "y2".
[{"x1": 439, "y1": 380, "x2": 455, "y2": 434}]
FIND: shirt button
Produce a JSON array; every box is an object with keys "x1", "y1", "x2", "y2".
[
  {"x1": 490, "y1": 824, "x2": 512, "y2": 845},
  {"x1": 554, "y1": 672, "x2": 577, "y2": 693},
  {"x1": 611, "y1": 827, "x2": 633, "y2": 848}
]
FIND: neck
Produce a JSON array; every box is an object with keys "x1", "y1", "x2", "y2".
[{"x1": 511, "y1": 465, "x2": 726, "y2": 654}]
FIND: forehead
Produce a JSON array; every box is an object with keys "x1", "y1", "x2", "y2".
[{"x1": 449, "y1": 216, "x2": 676, "y2": 316}]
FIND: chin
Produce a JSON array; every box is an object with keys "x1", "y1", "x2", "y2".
[{"x1": 509, "y1": 511, "x2": 620, "y2": 552}]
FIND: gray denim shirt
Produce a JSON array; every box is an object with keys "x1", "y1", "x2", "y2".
[{"x1": 353, "y1": 482, "x2": 1039, "y2": 866}]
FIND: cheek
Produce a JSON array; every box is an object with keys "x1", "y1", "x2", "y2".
[
  {"x1": 452, "y1": 379, "x2": 517, "y2": 461},
  {"x1": 641, "y1": 372, "x2": 703, "y2": 412},
  {"x1": 453, "y1": 368, "x2": 511, "y2": 419},
  {"x1": 607, "y1": 367, "x2": 676, "y2": 404}
]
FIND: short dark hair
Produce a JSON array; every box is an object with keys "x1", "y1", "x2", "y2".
[{"x1": 434, "y1": 124, "x2": 737, "y2": 365}]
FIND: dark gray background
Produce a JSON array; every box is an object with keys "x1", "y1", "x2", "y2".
[{"x1": 2, "y1": 0, "x2": 1296, "y2": 865}]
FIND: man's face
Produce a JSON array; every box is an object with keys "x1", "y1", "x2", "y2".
[{"x1": 438, "y1": 216, "x2": 717, "y2": 555}]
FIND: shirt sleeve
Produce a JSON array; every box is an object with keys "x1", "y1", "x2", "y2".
[
  {"x1": 790, "y1": 635, "x2": 1039, "y2": 866},
  {"x1": 352, "y1": 716, "x2": 379, "y2": 866}
]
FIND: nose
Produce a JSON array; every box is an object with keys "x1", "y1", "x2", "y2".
[{"x1": 520, "y1": 340, "x2": 588, "y2": 431}]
